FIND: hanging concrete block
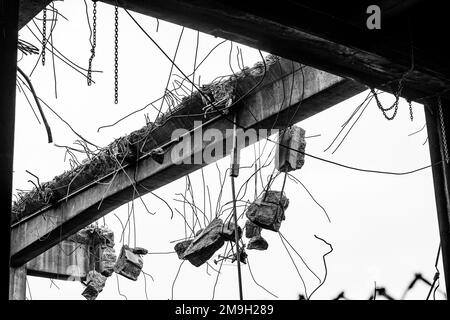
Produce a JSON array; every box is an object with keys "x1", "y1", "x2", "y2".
[
  {"x1": 92, "y1": 226, "x2": 115, "y2": 247},
  {"x1": 82, "y1": 270, "x2": 107, "y2": 300},
  {"x1": 245, "y1": 220, "x2": 261, "y2": 238},
  {"x1": 275, "y1": 126, "x2": 306, "y2": 172},
  {"x1": 114, "y1": 245, "x2": 145, "y2": 281},
  {"x1": 245, "y1": 191, "x2": 289, "y2": 232},
  {"x1": 182, "y1": 218, "x2": 225, "y2": 267},
  {"x1": 174, "y1": 240, "x2": 193, "y2": 259},
  {"x1": 220, "y1": 222, "x2": 242, "y2": 241},
  {"x1": 247, "y1": 235, "x2": 269, "y2": 251},
  {"x1": 98, "y1": 245, "x2": 116, "y2": 277}
]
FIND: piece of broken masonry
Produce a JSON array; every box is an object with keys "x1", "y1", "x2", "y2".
[
  {"x1": 181, "y1": 218, "x2": 225, "y2": 267},
  {"x1": 174, "y1": 240, "x2": 192, "y2": 259},
  {"x1": 219, "y1": 221, "x2": 242, "y2": 241},
  {"x1": 247, "y1": 235, "x2": 269, "y2": 251},
  {"x1": 132, "y1": 247, "x2": 148, "y2": 255},
  {"x1": 98, "y1": 245, "x2": 117, "y2": 277},
  {"x1": 245, "y1": 219, "x2": 262, "y2": 238},
  {"x1": 245, "y1": 190, "x2": 289, "y2": 232},
  {"x1": 114, "y1": 245, "x2": 145, "y2": 281},
  {"x1": 82, "y1": 270, "x2": 107, "y2": 300},
  {"x1": 275, "y1": 125, "x2": 306, "y2": 172}
]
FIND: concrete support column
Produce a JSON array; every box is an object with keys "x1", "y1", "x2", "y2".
[
  {"x1": 9, "y1": 266, "x2": 27, "y2": 300},
  {"x1": 425, "y1": 100, "x2": 450, "y2": 298}
]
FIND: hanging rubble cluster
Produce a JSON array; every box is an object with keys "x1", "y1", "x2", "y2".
[
  {"x1": 114, "y1": 245, "x2": 148, "y2": 281},
  {"x1": 79, "y1": 225, "x2": 116, "y2": 300},
  {"x1": 243, "y1": 125, "x2": 305, "y2": 250},
  {"x1": 174, "y1": 218, "x2": 242, "y2": 267}
]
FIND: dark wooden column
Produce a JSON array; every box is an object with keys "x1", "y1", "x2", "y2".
[
  {"x1": 0, "y1": 0, "x2": 19, "y2": 301},
  {"x1": 425, "y1": 99, "x2": 450, "y2": 298}
]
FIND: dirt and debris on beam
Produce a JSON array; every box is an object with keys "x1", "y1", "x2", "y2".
[{"x1": 10, "y1": 55, "x2": 283, "y2": 225}]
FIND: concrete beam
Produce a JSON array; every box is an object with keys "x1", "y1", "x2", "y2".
[
  {"x1": 9, "y1": 266, "x2": 26, "y2": 300},
  {"x1": 10, "y1": 59, "x2": 365, "y2": 267},
  {"x1": 26, "y1": 240, "x2": 90, "y2": 280}
]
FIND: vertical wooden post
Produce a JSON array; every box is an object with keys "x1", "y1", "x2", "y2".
[
  {"x1": 9, "y1": 266, "x2": 26, "y2": 300},
  {"x1": 0, "y1": 0, "x2": 19, "y2": 301},
  {"x1": 425, "y1": 100, "x2": 450, "y2": 298}
]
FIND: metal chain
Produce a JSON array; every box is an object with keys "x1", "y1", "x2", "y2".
[
  {"x1": 408, "y1": 99, "x2": 413, "y2": 121},
  {"x1": 438, "y1": 97, "x2": 449, "y2": 164},
  {"x1": 87, "y1": 1, "x2": 97, "y2": 86},
  {"x1": 42, "y1": 8, "x2": 47, "y2": 66},
  {"x1": 114, "y1": 5, "x2": 119, "y2": 104},
  {"x1": 371, "y1": 78, "x2": 404, "y2": 121}
]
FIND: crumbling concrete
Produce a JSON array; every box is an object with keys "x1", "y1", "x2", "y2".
[
  {"x1": 82, "y1": 270, "x2": 107, "y2": 300},
  {"x1": 245, "y1": 191, "x2": 289, "y2": 232},
  {"x1": 247, "y1": 235, "x2": 269, "y2": 251},
  {"x1": 182, "y1": 218, "x2": 225, "y2": 267},
  {"x1": 219, "y1": 222, "x2": 242, "y2": 241},
  {"x1": 174, "y1": 240, "x2": 193, "y2": 259},
  {"x1": 114, "y1": 245, "x2": 146, "y2": 281},
  {"x1": 245, "y1": 220, "x2": 262, "y2": 238},
  {"x1": 275, "y1": 126, "x2": 306, "y2": 172}
]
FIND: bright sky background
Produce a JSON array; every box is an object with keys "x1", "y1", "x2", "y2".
[{"x1": 13, "y1": 1, "x2": 446, "y2": 300}]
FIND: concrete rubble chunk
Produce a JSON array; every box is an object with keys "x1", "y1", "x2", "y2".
[
  {"x1": 174, "y1": 240, "x2": 193, "y2": 259},
  {"x1": 182, "y1": 218, "x2": 225, "y2": 267},
  {"x1": 114, "y1": 245, "x2": 145, "y2": 281},
  {"x1": 132, "y1": 247, "x2": 148, "y2": 255},
  {"x1": 275, "y1": 126, "x2": 306, "y2": 172},
  {"x1": 245, "y1": 220, "x2": 262, "y2": 238},
  {"x1": 98, "y1": 245, "x2": 116, "y2": 277},
  {"x1": 220, "y1": 222, "x2": 242, "y2": 241},
  {"x1": 245, "y1": 191, "x2": 289, "y2": 232},
  {"x1": 195, "y1": 229, "x2": 203, "y2": 237},
  {"x1": 82, "y1": 270, "x2": 107, "y2": 300},
  {"x1": 247, "y1": 235, "x2": 269, "y2": 251},
  {"x1": 93, "y1": 226, "x2": 115, "y2": 247}
]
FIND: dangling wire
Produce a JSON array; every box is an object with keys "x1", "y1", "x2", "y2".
[
  {"x1": 114, "y1": 5, "x2": 119, "y2": 104},
  {"x1": 87, "y1": 0, "x2": 97, "y2": 86},
  {"x1": 42, "y1": 8, "x2": 47, "y2": 66}
]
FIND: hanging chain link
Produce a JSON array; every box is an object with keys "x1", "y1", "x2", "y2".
[
  {"x1": 408, "y1": 99, "x2": 413, "y2": 121},
  {"x1": 87, "y1": 1, "x2": 97, "y2": 86},
  {"x1": 114, "y1": 5, "x2": 119, "y2": 104},
  {"x1": 42, "y1": 8, "x2": 47, "y2": 66},
  {"x1": 371, "y1": 77, "x2": 404, "y2": 121},
  {"x1": 438, "y1": 97, "x2": 449, "y2": 164}
]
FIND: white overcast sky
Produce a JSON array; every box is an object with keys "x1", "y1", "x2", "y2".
[{"x1": 13, "y1": 1, "x2": 446, "y2": 300}]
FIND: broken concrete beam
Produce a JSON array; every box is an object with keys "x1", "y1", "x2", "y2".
[
  {"x1": 114, "y1": 245, "x2": 145, "y2": 281},
  {"x1": 182, "y1": 218, "x2": 225, "y2": 267},
  {"x1": 245, "y1": 191, "x2": 289, "y2": 232},
  {"x1": 245, "y1": 220, "x2": 262, "y2": 238},
  {"x1": 247, "y1": 235, "x2": 269, "y2": 251},
  {"x1": 98, "y1": 245, "x2": 116, "y2": 277},
  {"x1": 174, "y1": 240, "x2": 193, "y2": 259},
  {"x1": 275, "y1": 126, "x2": 306, "y2": 172},
  {"x1": 220, "y1": 222, "x2": 242, "y2": 241},
  {"x1": 82, "y1": 270, "x2": 107, "y2": 300}
]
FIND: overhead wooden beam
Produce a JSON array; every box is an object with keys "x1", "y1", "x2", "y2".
[
  {"x1": 93, "y1": 0, "x2": 447, "y2": 101},
  {"x1": 10, "y1": 60, "x2": 365, "y2": 267}
]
